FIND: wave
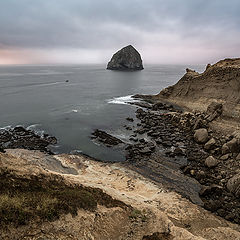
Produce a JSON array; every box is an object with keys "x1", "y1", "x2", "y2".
[
  {"x1": 108, "y1": 95, "x2": 139, "y2": 105},
  {"x1": 0, "y1": 123, "x2": 46, "y2": 137},
  {"x1": 26, "y1": 124, "x2": 41, "y2": 130},
  {"x1": 26, "y1": 124, "x2": 46, "y2": 137},
  {"x1": 0, "y1": 125, "x2": 12, "y2": 130}
]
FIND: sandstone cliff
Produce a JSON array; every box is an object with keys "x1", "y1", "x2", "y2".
[
  {"x1": 157, "y1": 58, "x2": 240, "y2": 120},
  {"x1": 107, "y1": 45, "x2": 144, "y2": 71}
]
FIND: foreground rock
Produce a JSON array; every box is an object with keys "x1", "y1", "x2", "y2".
[
  {"x1": 1, "y1": 149, "x2": 240, "y2": 239},
  {"x1": 194, "y1": 128, "x2": 209, "y2": 143},
  {"x1": 107, "y1": 45, "x2": 144, "y2": 71}
]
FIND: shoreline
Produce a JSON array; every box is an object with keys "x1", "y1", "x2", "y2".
[
  {"x1": 1, "y1": 95, "x2": 240, "y2": 225},
  {"x1": 1, "y1": 95, "x2": 240, "y2": 239},
  {"x1": 1, "y1": 92, "x2": 240, "y2": 223}
]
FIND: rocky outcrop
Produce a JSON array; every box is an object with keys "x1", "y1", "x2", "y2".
[
  {"x1": 91, "y1": 129, "x2": 123, "y2": 146},
  {"x1": 107, "y1": 45, "x2": 144, "y2": 71},
  {"x1": 0, "y1": 126, "x2": 57, "y2": 154},
  {"x1": 157, "y1": 58, "x2": 240, "y2": 120}
]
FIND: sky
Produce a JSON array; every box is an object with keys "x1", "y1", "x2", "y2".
[{"x1": 0, "y1": 0, "x2": 240, "y2": 65}]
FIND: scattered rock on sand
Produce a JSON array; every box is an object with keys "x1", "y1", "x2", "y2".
[
  {"x1": 194, "y1": 128, "x2": 209, "y2": 143},
  {"x1": 226, "y1": 138, "x2": 239, "y2": 153},
  {"x1": 204, "y1": 138, "x2": 216, "y2": 150},
  {"x1": 227, "y1": 173, "x2": 240, "y2": 197},
  {"x1": 205, "y1": 156, "x2": 218, "y2": 168}
]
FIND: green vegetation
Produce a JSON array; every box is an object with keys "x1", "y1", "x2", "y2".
[
  {"x1": 129, "y1": 208, "x2": 147, "y2": 222},
  {"x1": 0, "y1": 168, "x2": 126, "y2": 228}
]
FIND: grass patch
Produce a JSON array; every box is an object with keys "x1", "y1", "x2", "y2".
[
  {"x1": 0, "y1": 168, "x2": 126, "y2": 228},
  {"x1": 129, "y1": 208, "x2": 147, "y2": 222}
]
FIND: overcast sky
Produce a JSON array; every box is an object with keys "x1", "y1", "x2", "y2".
[{"x1": 0, "y1": 0, "x2": 239, "y2": 65}]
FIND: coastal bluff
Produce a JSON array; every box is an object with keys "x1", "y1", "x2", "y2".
[
  {"x1": 156, "y1": 58, "x2": 240, "y2": 120},
  {"x1": 107, "y1": 45, "x2": 144, "y2": 71},
  {"x1": 1, "y1": 149, "x2": 240, "y2": 239}
]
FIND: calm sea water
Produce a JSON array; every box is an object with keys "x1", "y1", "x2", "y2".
[{"x1": 0, "y1": 64, "x2": 204, "y2": 161}]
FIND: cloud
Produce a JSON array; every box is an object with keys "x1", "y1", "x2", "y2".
[{"x1": 0, "y1": 0, "x2": 240, "y2": 64}]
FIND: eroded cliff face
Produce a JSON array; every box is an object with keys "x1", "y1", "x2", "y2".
[
  {"x1": 1, "y1": 149, "x2": 240, "y2": 240},
  {"x1": 157, "y1": 58, "x2": 240, "y2": 119},
  {"x1": 107, "y1": 45, "x2": 144, "y2": 71}
]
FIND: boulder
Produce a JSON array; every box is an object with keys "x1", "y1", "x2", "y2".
[
  {"x1": 206, "y1": 102, "x2": 223, "y2": 122},
  {"x1": 222, "y1": 138, "x2": 239, "y2": 154},
  {"x1": 222, "y1": 143, "x2": 230, "y2": 155},
  {"x1": 227, "y1": 173, "x2": 240, "y2": 197},
  {"x1": 227, "y1": 138, "x2": 239, "y2": 153},
  {"x1": 205, "y1": 156, "x2": 218, "y2": 168},
  {"x1": 194, "y1": 128, "x2": 209, "y2": 144},
  {"x1": 204, "y1": 138, "x2": 216, "y2": 150},
  {"x1": 107, "y1": 45, "x2": 144, "y2": 71}
]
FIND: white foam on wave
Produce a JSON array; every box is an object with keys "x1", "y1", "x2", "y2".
[
  {"x1": 26, "y1": 124, "x2": 41, "y2": 131},
  {"x1": 108, "y1": 95, "x2": 139, "y2": 105},
  {"x1": 0, "y1": 125, "x2": 12, "y2": 130},
  {"x1": 72, "y1": 109, "x2": 78, "y2": 113},
  {"x1": 26, "y1": 124, "x2": 46, "y2": 137}
]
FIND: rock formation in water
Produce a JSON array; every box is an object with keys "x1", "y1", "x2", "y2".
[
  {"x1": 107, "y1": 45, "x2": 144, "y2": 71},
  {"x1": 157, "y1": 58, "x2": 240, "y2": 119}
]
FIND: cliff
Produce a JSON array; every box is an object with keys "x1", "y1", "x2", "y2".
[
  {"x1": 107, "y1": 45, "x2": 144, "y2": 71},
  {"x1": 157, "y1": 58, "x2": 240, "y2": 120},
  {"x1": 1, "y1": 149, "x2": 240, "y2": 239}
]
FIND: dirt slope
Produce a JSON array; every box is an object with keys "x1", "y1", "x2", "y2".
[{"x1": 1, "y1": 149, "x2": 240, "y2": 240}]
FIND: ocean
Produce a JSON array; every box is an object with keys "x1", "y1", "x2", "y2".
[{"x1": 0, "y1": 64, "x2": 204, "y2": 161}]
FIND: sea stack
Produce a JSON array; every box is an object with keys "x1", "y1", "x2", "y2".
[{"x1": 107, "y1": 45, "x2": 144, "y2": 71}]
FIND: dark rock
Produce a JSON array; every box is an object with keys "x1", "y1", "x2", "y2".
[
  {"x1": 226, "y1": 138, "x2": 239, "y2": 153},
  {"x1": 206, "y1": 63, "x2": 212, "y2": 70},
  {"x1": 126, "y1": 117, "x2": 134, "y2": 122},
  {"x1": 139, "y1": 147, "x2": 152, "y2": 155},
  {"x1": 194, "y1": 128, "x2": 208, "y2": 143},
  {"x1": 206, "y1": 102, "x2": 223, "y2": 122},
  {"x1": 0, "y1": 126, "x2": 57, "y2": 154},
  {"x1": 92, "y1": 129, "x2": 123, "y2": 146},
  {"x1": 227, "y1": 173, "x2": 240, "y2": 197},
  {"x1": 174, "y1": 147, "x2": 185, "y2": 156},
  {"x1": 107, "y1": 45, "x2": 144, "y2": 71},
  {"x1": 204, "y1": 138, "x2": 216, "y2": 150},
  {"x1": 199, "y1": 184, "x2": 223, "y2": 197},
  {"x1": 205, "y1": 156, "x2": 218, "y2": 168}
]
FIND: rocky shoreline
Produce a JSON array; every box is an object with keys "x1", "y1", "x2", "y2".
[
  {"x1": 0, "y1": 126, "x2": 57, "y2": 154},
  {"x1": 1, "y1": 100, "x2": 240, "y2": 227},
  {"x1": 2, "y1": 98, "x2": 240, "y2": 225},
  {"x1": 91, "y1": 98, "x2": 240, "y2": 225},
  {"x1": 1, "y1": 100, "x2": 240, "y2": 238}
]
